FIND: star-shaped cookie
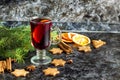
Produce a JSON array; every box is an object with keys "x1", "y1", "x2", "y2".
[
  {"x1": 51, "y1": 59, "x2": 66, "y2": 66},
  {"x1": 43, "y1": 67, "x2": 60, "y2": 76},
  {"x1": 11, "y1": 69, "x2": 29, "y2": 77},
  {"x1": 49, "y1": 48, "x2": 63, "y2": 54},
  {"x1": 78, "y1": 45, "x2": 92, "y2": 53},
  {"x1": 92, "y1": 40, "x2": 106, "y2": 49}
]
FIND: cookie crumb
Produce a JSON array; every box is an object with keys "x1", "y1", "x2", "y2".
[
  {"x1": 67, "y1": 59, "x2": 73, "y2": 64},
  {"x1": 26, "y1": 65, "x2": 36, "y2": 71}
]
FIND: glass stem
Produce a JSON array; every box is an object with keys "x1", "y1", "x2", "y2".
[{"x1": 36, "y1": 49, "x2": 46, "y2": 60}]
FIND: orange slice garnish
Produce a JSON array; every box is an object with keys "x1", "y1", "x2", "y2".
[
  {"x1": 40, "y1": 19, "x2": 50, "y2": 23},
  {"x1": 72, "y1": 34, "x2": 91, "y2": 46},
  {"x1": 33, "y1": 26, "x2": 43, "y2": 43}
]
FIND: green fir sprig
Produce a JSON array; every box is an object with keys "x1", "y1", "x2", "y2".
[{"x1": 0, "y1": 25, "x2": 34, "y2": 63}]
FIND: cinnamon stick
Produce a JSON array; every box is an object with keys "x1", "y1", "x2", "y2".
[
  {"x1": 0, "y1": 57, "x2": 13, "y2": 73},
  {"x1": 58, "y1": 41, "x2": 72, "y2": 54},
  {"x1": 0, "y1": 61, "x2": 4, "y2": 73},
  {"x1": 2, "y1": 61, "x2": 6, "y2": 70},
  {"x1": 6, "y1": 57, "x2": 12, "y2": 72}
]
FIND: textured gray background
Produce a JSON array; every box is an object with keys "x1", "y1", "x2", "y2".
[{"x1": 0, "y1": 0, "x2": 120, "y2": 23}]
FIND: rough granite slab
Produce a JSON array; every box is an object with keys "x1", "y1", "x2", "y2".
[
  {"x1": 0, "y1": 21, "x2": 120, "y2": 80},
  {"x1": 1, "y1": 32, "x2": 119, "y2": 80}
]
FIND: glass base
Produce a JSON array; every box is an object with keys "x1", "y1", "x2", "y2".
[{"x1": 31, "y1": 55, "x2": 51, "y2": 66}]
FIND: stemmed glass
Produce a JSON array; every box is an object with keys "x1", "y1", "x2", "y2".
[{"x1": 30, "y1": 17, "x2": 61, "y2": 66}]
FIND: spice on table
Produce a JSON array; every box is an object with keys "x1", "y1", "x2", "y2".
[
  {"x1": 58, "y1": 41, "x2": 73, "y2": 54},
  {"x1": 0, "y1": 57, "x2": 12, "y2": 73}
]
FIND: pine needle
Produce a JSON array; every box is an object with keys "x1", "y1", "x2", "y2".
[{"x1": 0, "y1": 26, "x2": 34, "y2": 63}]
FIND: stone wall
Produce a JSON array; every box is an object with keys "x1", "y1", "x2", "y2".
[{"x1": 0, "y1": 0, "x2": 120, "y2": 23}]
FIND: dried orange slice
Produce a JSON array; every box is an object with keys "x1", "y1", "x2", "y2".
[
  {"x1": 61, "y1": 33, "x2": 71, "y2": 41},
  {"x1": 68, "y1": 33, "x2": 77, "y2": 40},
  {"x1": 61, "y1": 32, "x2": 77, "y2": 42},
  {"x1": 61, "y1": 38, "x2": 73, "y2": 43},
  {"x1": 72, "y1": 34, "x2": 91, "y2": 46}
]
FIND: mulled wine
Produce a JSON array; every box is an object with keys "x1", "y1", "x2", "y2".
[
  {"x1": 30, "y1": 18, "x2": 52, "y2": 50},
  {"x1": 30, "y1": 17, "x2": 61, "y2": 65}
]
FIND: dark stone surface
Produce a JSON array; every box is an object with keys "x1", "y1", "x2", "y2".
[
  {"x1": 1, "y1": 32, "x2": 120, "y2": 80},
  {"x1": 0, "y1": 22, "x2": 120, "y2": 80}
]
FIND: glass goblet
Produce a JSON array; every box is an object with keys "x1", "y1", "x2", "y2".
[{"x1": 30, "y1": 17, "x2": 52, "y2": 66}]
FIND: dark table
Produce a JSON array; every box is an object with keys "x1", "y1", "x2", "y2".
[{"x1": 0, "y1": 22, "x2": 120, "y2": 80}]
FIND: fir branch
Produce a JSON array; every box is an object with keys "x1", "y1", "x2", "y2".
[{"x1": 0, "y1": 26, "x2": 34, "y2": 63}]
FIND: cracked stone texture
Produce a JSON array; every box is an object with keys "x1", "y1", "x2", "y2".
[
  {"x1": 1, "y1": 31, "x2": 120, "y2": 80},
  {"x1": 0, "y1": 0, "x2": 120, "y2": 23}
]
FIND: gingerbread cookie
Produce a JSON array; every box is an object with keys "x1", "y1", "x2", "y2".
[
  {"x1": 11, "y1": 69, "x2": 29, "y2": 77},
  {"x1": 49, "y1": 48, "x2": 63, "y2": 54},
  {"x1": 78, "y1": 45, "x2": 92, "y2": 53},
  {"x1": 43, "y1": 67, "x2": 60, "y2": 76},
  {"x1": 51, "y1": 59, "x2": 66, "y2": 66},
  {"x1": 92, "y1": 40, "x2": 106, "y2": 49},
  {"x1": 26, "y1": 65, "x2": 36, "y2": 71}
]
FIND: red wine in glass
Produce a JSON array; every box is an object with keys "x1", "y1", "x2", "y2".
[
  {"x1": 30, "y1": 18, "x2": 52, "y2": 66},
  {"x1": 30, "y1": 18, "x2": 52, "y2": 49}
]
